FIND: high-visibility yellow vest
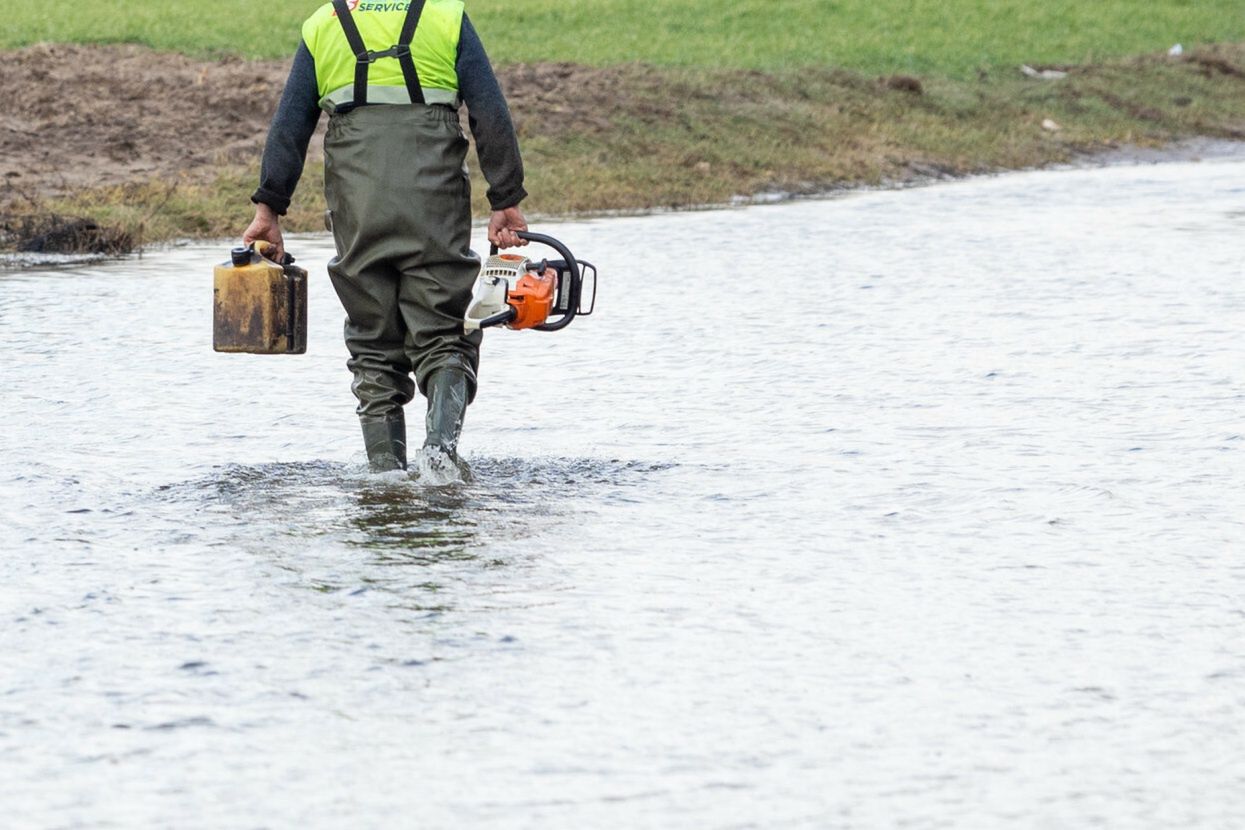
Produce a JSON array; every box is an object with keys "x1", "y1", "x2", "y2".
[{"x1": 302, "y1": 0, "x2": 464, "y2": 112}]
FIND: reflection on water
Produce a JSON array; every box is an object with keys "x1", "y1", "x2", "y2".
[
  {"x1": 158, "y1": 455, "x2": 669, "y2": 562},
  {"x1": 3, "y1": 158, "x2": 1245, "y2": 828},
  {"x1": 350, "y1": 482, "x2": 477, "y2": 557},
  {"x1": 177, "y1": 460, "x2": 484, "y2": 557}
]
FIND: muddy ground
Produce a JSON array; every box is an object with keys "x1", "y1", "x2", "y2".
[
  {"x1": 0, "y1": 45, "x2": 302, "y2": 202},
  {"x1": 0, "y1": 44, "x2": 646, "y2": 207}
]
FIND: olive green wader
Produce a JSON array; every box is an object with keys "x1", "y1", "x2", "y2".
[{"x1": 324, "y1": 103, "x2": 480, "y2": 471}]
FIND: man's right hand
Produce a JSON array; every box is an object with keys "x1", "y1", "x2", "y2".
[
  {"x1": 488, "y1": 206, "x2": 528, "y2": 249},
  {"x1": 243, "y1": 202, "x2": 286, "y2": 263}
]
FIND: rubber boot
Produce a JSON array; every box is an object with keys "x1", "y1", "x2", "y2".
[
  {"x1": 423, "y1": 368, "x2": 470, "y2": 458},
  {"x1": 360, "y1": 412, "x2": 407, "y2": 472}
]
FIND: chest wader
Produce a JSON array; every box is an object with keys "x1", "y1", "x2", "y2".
[{"x1": 324, "y1": 0, "x2": 480, "y2": 472}]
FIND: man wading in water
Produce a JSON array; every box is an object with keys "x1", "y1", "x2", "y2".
[{"x1": 242, "y1": 0, "x2": 528, "y2": 473}]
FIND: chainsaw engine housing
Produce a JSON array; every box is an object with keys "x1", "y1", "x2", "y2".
[{"x1": 463, "y1": 232, "x2": 597, "y2": 333}]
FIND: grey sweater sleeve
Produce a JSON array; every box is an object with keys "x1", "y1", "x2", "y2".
[
  {"x1": 457, "y1": 14, "x2": 527, "y2": 210},
  {"x1": 252, "y1": 15, "x2": 526, "y2": 214},
  {"x1": 252, "y1": 41, "x2": 321, "y2": 216}
]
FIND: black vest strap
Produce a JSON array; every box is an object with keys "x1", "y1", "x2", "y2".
[
  {"x1": 396, "y1": 0, "x2": 428, "y2": 105},
  {"x1": 331, "y1": 0, "x2": 371, "y2": 107},
  {"x1": 332, "y1": 0, "x2": 429, "y2": 109}
]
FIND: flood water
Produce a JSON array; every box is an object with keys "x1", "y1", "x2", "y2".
[{"x1": 2, "y1": 159, "x2": 1244, "y2": 828}]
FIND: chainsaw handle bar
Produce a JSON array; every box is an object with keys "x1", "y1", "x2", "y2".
[{"x1": 490, "y1": 231, "x2": 583, "y2": 332}]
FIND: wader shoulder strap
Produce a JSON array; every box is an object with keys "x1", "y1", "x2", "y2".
[
  {"x1": 396, "y1": 1, "x2": 428, "y2": 105},
  {"x1": 332, "y1": 0, "x2": 372, "y2": 107},
  {"x1": 332, "y1": 0, "x2": 429, "y2": 108}
]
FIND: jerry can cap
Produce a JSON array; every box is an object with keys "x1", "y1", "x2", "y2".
[{"x1": 231, "y1": 246, "x2": 252, "y2": 267}]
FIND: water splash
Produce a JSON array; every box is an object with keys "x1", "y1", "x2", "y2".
[{"x1": 410, "y1": 446, "x2": 472, "y2": 486}]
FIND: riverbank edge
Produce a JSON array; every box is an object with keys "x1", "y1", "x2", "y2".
[
  {"x1": 2, "y1": 43, "x2": 1243, "y2": 257},
  {"x1": 6, "y1": 137, "x2": 1241, "y2": 271}
]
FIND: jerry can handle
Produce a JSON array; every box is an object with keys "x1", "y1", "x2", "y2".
[{"x1": 239, "y1": 240, "x2": 297, "y2": 267}]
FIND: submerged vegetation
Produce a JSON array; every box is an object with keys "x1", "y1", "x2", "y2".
[{"x1": 1, "y1": 1, "x2": 1244, "y2": 253}]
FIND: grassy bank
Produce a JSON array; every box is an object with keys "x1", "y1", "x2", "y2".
[
  {"x1": 2, "y1": 1, "x2": 1245, "y2": 253},
  {"x1": 3, "y1": 0, "x2": 1243, "y2": 74},
  {"x1": 25, "y1": 46, "x2": 1245, "y2": 237}
]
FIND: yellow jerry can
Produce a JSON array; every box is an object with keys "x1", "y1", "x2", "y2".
[{"x1": 213, "y1": 242, "x2": 308, "y2": 354}]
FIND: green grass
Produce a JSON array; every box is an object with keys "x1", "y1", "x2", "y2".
[
  {"x1": 2, "y1": 0, "x2": 1242, "y2": 76},
  {"x1": 474, "y1": 0, "x2": 1245, "y2": 77}
]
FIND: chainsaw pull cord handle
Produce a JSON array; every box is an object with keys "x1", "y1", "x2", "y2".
[{"x1": 490, "y1": 231, "x2": 582, "y2": 332}]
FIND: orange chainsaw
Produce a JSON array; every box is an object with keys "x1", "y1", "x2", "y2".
[{"x1": 463, "y1": 231, "x2": 598, "y2": 333}]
